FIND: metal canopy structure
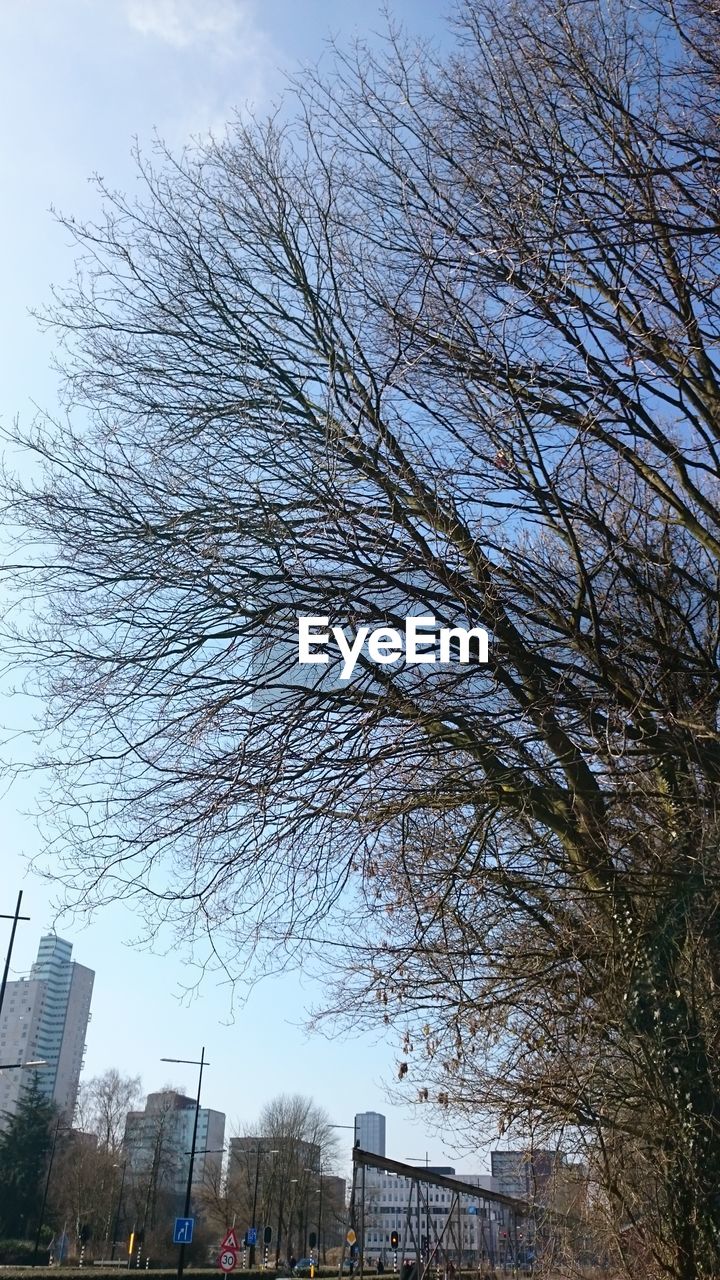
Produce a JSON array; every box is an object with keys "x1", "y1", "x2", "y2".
[{"x1": 343, "y1": 1148, "x2": 535, "y2": 1280}]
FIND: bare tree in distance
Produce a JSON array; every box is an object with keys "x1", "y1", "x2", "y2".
[
  {"x1": 76, "y1": 1069, "x2": 143, "y2": 1154},
  {"x1": 1, "y1": 0, "x2": 720, "y2": 1275},
  {"x1": 48, "y1": 1131, "x2": 118, "y2": 1262},
  {"x1": 256, "y1": 1095, "x2": 340, "y2": 1264},
  {"x1": 201, "y1": 1097, "x2": 340, "y2": 1263},
  {"x1": 123, "y1": 1087, "x2": 186, "y2": 1244}
]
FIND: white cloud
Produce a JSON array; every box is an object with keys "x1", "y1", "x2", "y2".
[{"x1": 124, "y1": 0, "x2": 257, "y2": 52}]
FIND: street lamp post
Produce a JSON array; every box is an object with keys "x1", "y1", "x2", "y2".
[
  {"x1": 0, "y1": 1060, "x2": 48, "y2": 1070},
  {"x1": 110, "y1": 1160, "x2": 128, "y2": 1262},
  {"x1": 228, "y1": 1145, "x2": 279, "y2": 1267},
  {"x1": 248, "y1": 1147, "x2": 278, "y2": 1268},
  {"x1": 251, "y1": 1149, "x2": 262, "y2": 1264},
  {"x1": 329, "y1": 1121, "x2": 359, "y2": 1147},
  {"x1": 0, "y1": 891, "x2": 30, "y2": 1022},
  {"x1": 160, "y1": 1048, "x2": 208, "y2": 1280},
  {"x1": 318, "y1": 1176, "x2": 325, "y2": 1263},
  {"x1": 330, "y1": 1124, "x2": 361, "y2": 1275},
  {"x1": 304, "y1": 1168, "x2": 328, "y2": 1263},
  {"x1": 302, "y1": 1181, "x2": 310, "y2": 1257},
  {"x1": 274, "y1": 1165, "x2": 290, "y2": 1268},
  {"x1": 32, "y1": 1114, "x2": 66, "y2": 1266},
  {"x1": 288, "y1": 1178, "x2": 299, "y2": 1264}
]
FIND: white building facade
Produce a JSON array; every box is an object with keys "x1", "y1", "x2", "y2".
[
  {"x1": 362, "y1": 1167, "x2": 503, "y2": 1263},
  {"x1": 0, "y1": 934, "x2": 94, "y2": 1125}
]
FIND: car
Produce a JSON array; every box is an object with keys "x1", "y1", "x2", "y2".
[{"x1": 293, "y1": 1260, "x2": 317, "y2": 1275}]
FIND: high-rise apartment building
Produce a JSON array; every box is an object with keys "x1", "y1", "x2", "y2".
[
  {"x1": 123, "y1": 1090, "x2": 226, "y2": 1211},
  {"x1": 0, "y1": 934, "x2": 94, "y2": 1125}
]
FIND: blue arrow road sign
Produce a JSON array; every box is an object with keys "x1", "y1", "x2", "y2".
[
  {"x1": 173, "y1": 1218, "x2": 194, "y2": 1245},
  {"x1": 246, "y1": 1228, "x2": 257, "y2": 1246}
]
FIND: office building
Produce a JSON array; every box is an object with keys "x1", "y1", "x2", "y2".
[
  {"x1": 0, "y1": 934, "x2": 94, "y2": 1125},
  {"x1": 227, "y1": 1134, "x2": 346, "y2": 1256},
  {"x1": 230, "y1": 1133, "x2": 320, "y2": 1170},
  {"x1": 355, "y1": 1111, "x2": 386, "y2": 1157},
  {"x1": 362, "y1": 1165, "x2": 503, "y2": 1262},
  {"x1": 354, "y1": 1114, "x2": 502, "y2": 1263},
  {"x1": 490, "y1": 1149, "x2": 563, "y2": 1203}
]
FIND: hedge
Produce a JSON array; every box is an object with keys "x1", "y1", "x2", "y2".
[{"x1": 0, "y1": 1271, "x2": 341, "y2": 1279}]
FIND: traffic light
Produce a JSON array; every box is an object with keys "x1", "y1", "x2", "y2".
[{"x1": 390, "y1": 1233, "x2": 399, "y2": 1250}]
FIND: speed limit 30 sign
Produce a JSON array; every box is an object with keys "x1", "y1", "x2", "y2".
[{"x1": 218, "y1": 1249, "x2": 238, "y2": 1272}]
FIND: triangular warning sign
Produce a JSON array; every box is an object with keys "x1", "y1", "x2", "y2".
[{"x1": 220, "y1": 1229, "x2": 240, "y2": 1252}]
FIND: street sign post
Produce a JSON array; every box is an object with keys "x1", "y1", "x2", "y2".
[
  {"x1": 174, "y1": 1219, "x2": 194, "y2": 1246},
  {"x1": 218, "y1": 1250, "x2": 238, "y2": 1273},
  {"x1": 220, "y1": 1230, "x2": 240, "y2": 1252},
  {"x1": 346, "y1": 1230, "x2": 357, "y2": 1246},
  {"x1": 246, "y1": 1228, "x2": 257, "y2": 1247}
]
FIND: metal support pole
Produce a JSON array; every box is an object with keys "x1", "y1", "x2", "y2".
[
  {"x1": 274, "y1": 1183, "x2": 284, "y2": 1268},
  {"x1": 177, "y1": 1047, "x2": 206, "y2": 1280},
  {"x1": 415, "y1": 1181, "x2": 421, "y2": 1280},
  {"x1": 250, "y1": 1148, "x2": 262, "y2": 1268},
  {"x1": 341, "y1": 1156, "x2": 358, "y2": 1278},
  {"x1": 111, "y1": 1161, "x2": 127, "y2": 1262},
  {"x1": 318, "y1": 1173, "x2": 324, "y2": 1263},
  {"x1": 32, "y1": 1116, "x2": 62, "y2": 1265},
  {"x1": 0, "y1": 891, "x2": 30, "y2": 1021},
  {"x1": 360, "y1": 1162, "x2": 366, "y2": 1280}
]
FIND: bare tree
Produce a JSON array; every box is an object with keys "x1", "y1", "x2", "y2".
[
  {"x1": 76, "y1": 1069, "x2": 143, "y2": 1155},
  {"x1": 123, "y1": 1089, "x2": 186, "y2": 1244},
  {"x1": 48, "y1": 1132, "x2": 117, "y2": 1261},
  {"x1": 256, "y1": 1095, "x2": 339, "y2": 1264},
  {"x1": 200, "y1": 1097, "x2": 339, "y2": 1263},
  {"x1": 2, "y1": 0, "x2": 720, "y2": 1276}
]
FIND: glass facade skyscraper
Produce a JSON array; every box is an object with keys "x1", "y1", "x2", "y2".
[{"x1": 354, "y1": 1111, "x2": 386, "y2": 1157}]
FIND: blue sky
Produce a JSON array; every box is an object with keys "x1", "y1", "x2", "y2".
[{"x1": 0, "y1": 0, "x2": 488, "y2": 1177}]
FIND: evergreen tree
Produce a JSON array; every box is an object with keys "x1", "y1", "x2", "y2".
[{"x1": 0, "y1": 1075, "x2": 57, "y2": 1239}]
